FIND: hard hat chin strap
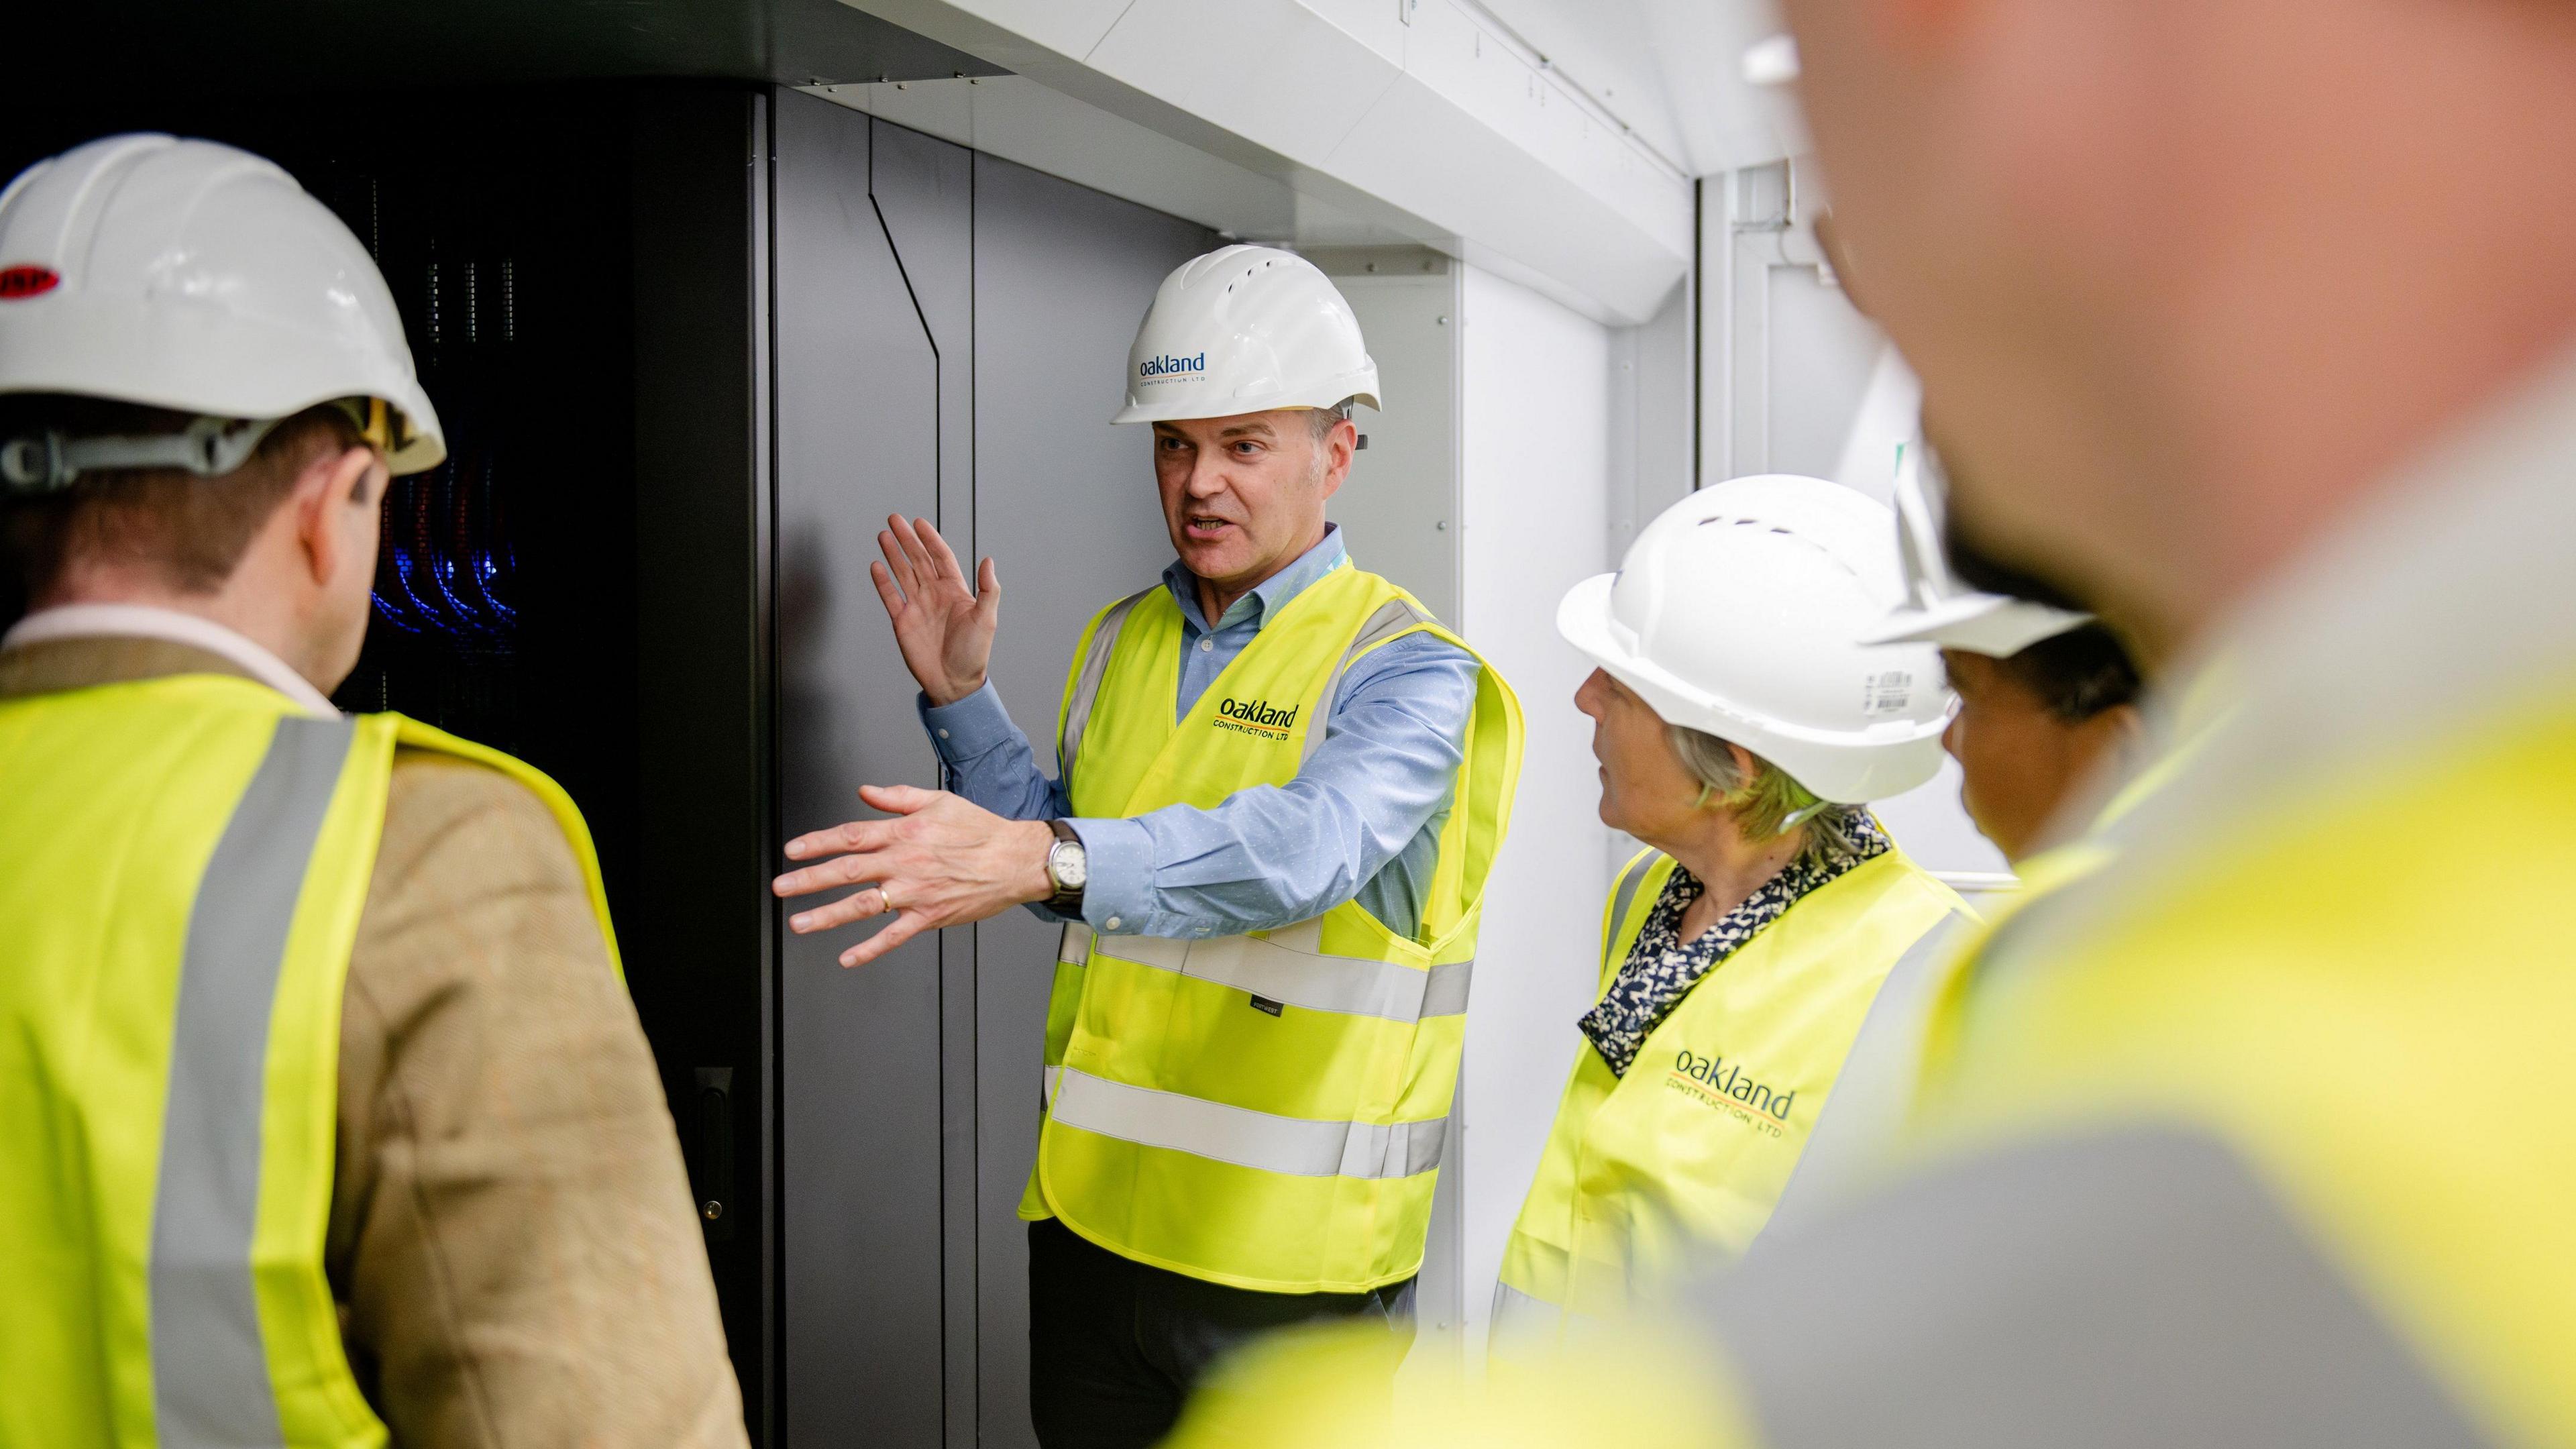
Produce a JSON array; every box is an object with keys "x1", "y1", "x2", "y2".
[{"x1": 1, "y1": 415, "x2": 285, "y2": 495}]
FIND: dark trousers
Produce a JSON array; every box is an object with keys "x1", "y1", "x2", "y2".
[{"x1": 1026, "y1": 1218, "x2": 1416, "y2": 1449}]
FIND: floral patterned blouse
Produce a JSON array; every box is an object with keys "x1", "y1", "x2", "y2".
[{"x1": 1577, "y1": 816, "x2": 1891, "y2": 1077}]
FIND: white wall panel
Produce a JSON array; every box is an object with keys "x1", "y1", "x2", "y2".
[
  {"x1": 1330, "y1": 262, "x2": 1464, "y2": 625},
  {"x1": 1452, "y1": 263, "x2": 1616, "y2": 1362}
]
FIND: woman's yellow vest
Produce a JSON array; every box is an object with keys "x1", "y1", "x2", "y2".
[
  {"x1": 1018, "y1": 563, "x2": 1523, "y2": 1294},
  {"x1": 1498, "y1": 845, "x2": 1963, "y2": 1322},
  {"x1": 0, "y1": 672, "x2": 619, "y2": 1449}
]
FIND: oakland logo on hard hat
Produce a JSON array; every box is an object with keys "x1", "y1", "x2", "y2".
[{"x1": 1139, "y1": 352, "x2": 1205, "y2": 382}]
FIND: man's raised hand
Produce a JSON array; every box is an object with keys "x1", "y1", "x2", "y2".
[{"x1": 872, "y1": 515, "x2": 1000, "y2": 706}]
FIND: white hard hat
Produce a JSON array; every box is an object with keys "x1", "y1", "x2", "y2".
[
  {"x1": 1110, "y1": 245, "x2": 1380, "y2": 426},
  {"x1": 0, "y1": 133, "x2": 443, "y2": 490},
  {"x1": 1858, "y1": 441, "x2": 2088, "y2": 656},
  {"x1": 1558, "y1": 476, "x2": 1955, "y2": 804}
]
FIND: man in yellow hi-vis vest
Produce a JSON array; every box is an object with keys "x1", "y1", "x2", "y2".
[
  {"x1": 772, "y1": 246, "x2": 1523, "y2": 1448},
  {"x1": 0, "y1": 136, "x2": 744, "y2": 1448},
  {"x1": 1160, "y1": 1, "x2": 2576, "y2": 1446}
]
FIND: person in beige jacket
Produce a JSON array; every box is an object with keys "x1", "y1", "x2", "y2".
[{"x1": 0, "y1": 133, "x2": 745, "y2": 1447}]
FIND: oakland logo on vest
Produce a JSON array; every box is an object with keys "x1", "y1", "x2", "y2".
[
  {"x1": 1213, "y1": 695, "x2": 1299, "y2": 741},
  {"x1": 1666, "y1": 1048, "x2": 1795, "y2": 1136}
]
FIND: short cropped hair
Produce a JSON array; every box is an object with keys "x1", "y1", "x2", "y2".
[
  {"x1": 1996, "y1": 622, "x2": 2142, "y2": 722},
  {"x1": 1304, "y1": 398, "x2": 1356, "y2": 443},
  {"x1": 1, "y1": 396, "x2": 364, "y2": 598}
]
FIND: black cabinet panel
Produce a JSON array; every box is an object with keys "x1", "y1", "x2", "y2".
[
  {"x1": 967, "y1": 153, "x2": 1216, "y2": 1449},
  {"x1": 772, "y1": 88, "x2": 947, "y2": 1448}
]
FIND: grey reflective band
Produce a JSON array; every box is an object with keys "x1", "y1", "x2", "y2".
[
  {"x1": 1603, "y1": 855, "x2": 1660, "y2": 968},
  {"x1": 1, "y1": 415, "x2": 283, "y2": 495},
  {"x1": 1301, "y1": 596, "x2": 1432, "y2": 765},
  {"x1": 1065, "y1": 922, "x2": 1472, "y2": 1024},
  {"x1": 1703, "y1": 1127, "x2": 2493, "y2": 1449},
  {"x1": 151, "y1": 715, "x2": 355, "y2": 1448},
  {"x1": 1047, "y1": 1067, "x2": 1448, "y2": 1179},
  {"x1": 1058, "y1": 587, "x2": 1155, "y2": 784}
]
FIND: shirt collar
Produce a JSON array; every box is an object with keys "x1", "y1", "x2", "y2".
[
  {"x1": 1, "y1": 604, "x2": 341, "y2": 718},
  {"x1": 1162, "y1": 523, "x2": 1349, "y2": 634}
]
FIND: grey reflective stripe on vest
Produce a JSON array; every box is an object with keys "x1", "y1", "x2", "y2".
[
  {"x1": 1700, "y1": 1126, "x2": 2494, "y2": 1449},
  {"x1": 1058, "y1": 586, "x2": 1155, "y2": 784},
  {"x1": 152, "y1": 714, "x2": 354, "y2": 1448},
  {"x1": 1603, "y1": 853, "x2": 1661, "y2": 969},
  {"x1": 1047, "y1": 1067, "x2": 1448, "y2": 1179},
  {"x1": 1062, "y1": 921, "x2": 1471, "y2": 1024},
  {"x1": 1301, "y1": 596, "x2": 1433, "y2": 765}
]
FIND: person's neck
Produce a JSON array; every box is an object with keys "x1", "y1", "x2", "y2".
[
  {"x1": 1193, "y1": 522, "x2": 1329, "y2": 626},
  {"x1": 40, "y1": 572, "x2": 321, "y2": 688},
  {"x1": 1653, "y1": 812, "x2": 1803, "y2": 934}
]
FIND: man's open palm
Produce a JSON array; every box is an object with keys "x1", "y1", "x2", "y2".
[{"x1": 873, "y1": 514, "x2": 1000, "y2": 706}]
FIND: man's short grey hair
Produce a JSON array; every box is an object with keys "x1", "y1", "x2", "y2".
[
  {"x1": 1668, "y1": 724, "x2": 1871, "y2": 867},
  {"x1": 1304, "y1": 398, "x2": 1357, "y2": 442}
]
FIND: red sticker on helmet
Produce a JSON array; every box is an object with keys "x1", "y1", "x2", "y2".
[{"x1": 0, "y1": 265, "x2": 62, "y2": 299}]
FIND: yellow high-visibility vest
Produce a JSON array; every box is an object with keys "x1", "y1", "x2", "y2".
[
  {"x1": 0, "y1": 672, "x2": 619, "y2": 1449},
  {"x1": 1019, "y1": 562, "x2": 1523, "y2": 1293},
  {"x1": 1919, "y1": 696, "x2": 2576, "y2": 1448},
  {"x1": 1498, "y1": 844, "x2": 1964, "y2": 1324}
]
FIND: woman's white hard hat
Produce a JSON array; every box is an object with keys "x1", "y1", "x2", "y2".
[
  {"x1": 1858, "y1": 440, "x2": 2088, "y2": 657},
  {"x1": 0, "y1": 133, "x2": 444, "y2": 481},
  {"x1": 1111, "y1": 245, "x2": 1380, "y2": 426},
  {"x1": 1558, "y1": 475, "x2": 1956, "y2": 804}
]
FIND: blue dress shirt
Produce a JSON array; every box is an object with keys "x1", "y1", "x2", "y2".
[{"x1": 919, "y1": 527, "x2": 1480, "y2": 941}]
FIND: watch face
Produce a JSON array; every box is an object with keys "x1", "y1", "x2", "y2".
[{"x1": 1051, "y1": 839, "x2": 1089, "y2": 892}]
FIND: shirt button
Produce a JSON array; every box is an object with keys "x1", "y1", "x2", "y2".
[
  {"x1": 936, "y1": 729, "x2": 951, "y2": 739},
  {"x1": 1199, "y1": 638, "x2": 1215, "y2": 653},
  {"x1": 1104, "y1": 916, "x2": 1124, "y2": 931}
]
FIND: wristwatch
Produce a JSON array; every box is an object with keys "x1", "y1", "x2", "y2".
[{"x1": 1042, "y1": 819, "x2": 1089, "y2": 918}]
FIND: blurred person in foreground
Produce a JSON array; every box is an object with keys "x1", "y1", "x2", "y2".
[
  {"x1": 1169, "y1": 0, "x2": 2576, "y2": 1442},
  {"x1": 1490, "y1": 476, "x2": 1968, "y2": 1350},
  {"x1": 0, "y1": 135, "x2": 745, "y2": 1447},
  {"x1": 1761, "y1": 442, "x2": 2149, "y2": 1228}
]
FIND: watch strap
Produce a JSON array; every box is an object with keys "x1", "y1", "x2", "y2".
[{"x1": 1044, "y1": 818, "x2": 1085, "y2": 916}]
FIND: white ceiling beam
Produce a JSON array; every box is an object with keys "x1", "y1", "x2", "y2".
[{"x1": 843, "y1": 0, "x2": 1693, "y2": 325}]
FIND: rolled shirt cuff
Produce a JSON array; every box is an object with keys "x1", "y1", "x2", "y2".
[
  {"x1": 918, "y1": 680, "x2": 1018, "y2": 763},
  {"x1": 1063, "y1": 816, "x2": 1156, "y2": 935}
]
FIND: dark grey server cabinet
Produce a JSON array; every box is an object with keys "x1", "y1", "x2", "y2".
[{"x1": 642, "y1": 87, "x2": 1212, "y2": 1446}]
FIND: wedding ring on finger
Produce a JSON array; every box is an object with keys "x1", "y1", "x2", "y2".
[{"x1": 880, "y1": 885, "x2": 901, "y2": 915}]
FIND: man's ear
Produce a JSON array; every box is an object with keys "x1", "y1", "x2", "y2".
[
  {"x1": 292, "y1": 445, "x2": 384, "y2": 588},
  {"x1": 1318, "y1": 417, "x2": 1356, "y2": 500}
]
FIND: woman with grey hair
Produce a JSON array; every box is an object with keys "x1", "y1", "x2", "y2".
[{"x1": 1493, "y1": 476, "x2": 1969, "y2": 1347}]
